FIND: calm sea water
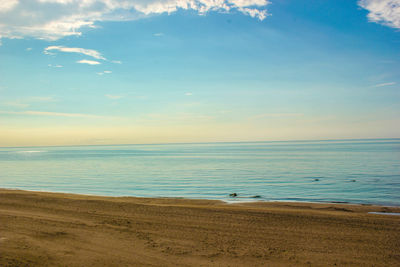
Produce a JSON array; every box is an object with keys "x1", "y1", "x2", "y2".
[{"x1": 1, "y1": 139, "x2": 399, "y2": 206}]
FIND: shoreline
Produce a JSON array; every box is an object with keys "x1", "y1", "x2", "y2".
[
  {"x1": 1, "y1": 188, "x2": 400, "y2": 266},
  {"x1": 2, "y1": 187, "x2": 400, "y2": 208}
]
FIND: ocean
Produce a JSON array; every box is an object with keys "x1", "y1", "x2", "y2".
[{"x1": 1, "y1": 139, "x2": 399, "y2": 206}]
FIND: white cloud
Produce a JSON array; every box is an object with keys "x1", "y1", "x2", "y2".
[
  {"x1": 373, "y1": 82, "x2": 396, "y2": 87},
  {"x1": 26, "y1": 47, "x2": 32, "y2": 51},
  {"x1": 77, "y1": 59, "x2": 101, "y2": 65},
  {"x1": 153, "y1": 32, "x2": 164, "y2": 36},
  {"x1": 105, "y1": 94, "x2": 123, "y2": 99},
  {"x1": 111, "y1": 60, "x2": 122, "y2": 64},
  {"x1": 359, "y1": 0, "x2": 400, "y2": 29},
  {"x1": 0, "y1": 0, "x2": 270, "y2": 41},
  {"x1": 44, "y1": 46, "x2": 106, "y2": 60},
  {"x1": 185, "y1": 92, "x2": 193, "y2": 96},
  {"x1": 238, "y1": 7, "x2": 268, "y2": 20},
  {"x1": 228, "y1": 0, "x2": 267, "y2": 7}
]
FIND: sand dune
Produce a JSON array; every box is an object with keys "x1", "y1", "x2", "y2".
[{"x1": 1, "y1": 189, "x2": 399, "y2": 266}]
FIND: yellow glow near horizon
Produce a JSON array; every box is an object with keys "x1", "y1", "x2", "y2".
[{"x1": 1, "y1": 117, "x2": 399, "y2": 147}]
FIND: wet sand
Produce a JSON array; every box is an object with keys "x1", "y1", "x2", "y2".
[{"x1": 1, "y1": 189, "x2": 399, "y2": 266}]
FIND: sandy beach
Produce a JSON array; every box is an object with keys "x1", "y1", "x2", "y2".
[{"x1": 1, "y1": 189, "x2": 399, "y2": 266}]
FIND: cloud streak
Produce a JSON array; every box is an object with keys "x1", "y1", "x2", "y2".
[
  {"x1": 0, "y1": 0, "x2": 270, "y2": 41},
  {"x1": 373, "y1": 82, "x2": 396, "y2": 87},
  {"x1": 48, "y1": 64, "x2": 63, "y2": 68},
  {"x1": 2, "y1": 96, "x2": 56, "y2": 109},
  {"x1": 105, "y1": 94, "x2": 123, "y2": 99},
  {"x1": 359, "y1": 0, "x2": 400, "y2": 29},
  {"x1": 44, "y1": 46, "x2": 106, "y2": 60},
  {"x1": 77, "y1": 59, "x2": 101, "y2": 65},
  {"x1": 97, "y1": 70, "x2": 112, "y2": 75}
]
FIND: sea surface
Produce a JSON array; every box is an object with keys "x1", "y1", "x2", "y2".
[{"x1": 1, "y1": 139, "x2": 399, "y2": 206}]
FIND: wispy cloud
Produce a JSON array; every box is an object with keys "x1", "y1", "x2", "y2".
[
  {"x1": 105, "y1": 94, "x2": 123, "y2": 100},
  {"x1": 0, "y1": 110, "x2": 112, "y2": 119},
  {"x1": 44, "y1": 46, "x2": 106, "y2": 60},
  {"x1": 111, "y1": 60, "x2": 122, "y2": 64},
  {"x1": 97, "y1": 70, "x2": 112, "y2": 75},
  {"x1": 2, "y1": 96, "x2": 56, "y2": 108},
  {"x1": 185, "y1": 92, "x2": 193, "y2": 96},
  {"x1": 358, "y1": 0, "x2": 400, "y2": 29},
  {"x1": 153, "y1": 33, "x2": 164, "y2": 37},
  {"x1": 2, "y1": 102, "x2": 29, "y2": 108},
  {"x1": 0, "y1": 0, "x2": 18, "y2": 12},
  {"x1": 77, "y1": 59, "x2": 101, "y2": 65},
  {"x1": 48, "y1": 64, "x2": 63, "y2": 68},
  {"x1": 373, "y1": 82, "x2": 396, "y2": 87},
  {"x1": 0, "y1": 0, "x2": 270, "y2": 41},
  {"x1": 29, "y1": 96, "x2": 55, "y2": 102}
]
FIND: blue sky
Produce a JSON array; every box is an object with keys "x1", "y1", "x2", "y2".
[{"x1": 0, "y1": 0, "x2": 399, "y2": 146}]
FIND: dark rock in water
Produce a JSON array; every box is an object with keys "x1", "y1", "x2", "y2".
[
  {"x1": 314, "y1": 178, "x2": 320, "y2": 181},
  {"x1": 229, "y1": 193, "x2": 237, "y2": 197},
  {"x1": 251, "y1": 195, "x2": 261, "y2": 198},
  {"x1": 351, "y1": 179, "x2": 356, "y2": 182}
]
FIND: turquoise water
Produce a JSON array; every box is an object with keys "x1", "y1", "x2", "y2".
[{"x1": 1, "y1": 139, "x2": 399, "y2": 206}]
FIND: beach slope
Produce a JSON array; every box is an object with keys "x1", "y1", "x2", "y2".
[{"x1": 1, "y1": 189, "x2": 399, "y2": 266}]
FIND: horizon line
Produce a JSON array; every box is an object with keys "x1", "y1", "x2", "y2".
[{"x1": 1, "y1": 137, "x2": 399, "y2": 149}]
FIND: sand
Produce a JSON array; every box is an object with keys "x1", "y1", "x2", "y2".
[{"x1": 1, "y1": 189, "x2": 399, "y2": 266}]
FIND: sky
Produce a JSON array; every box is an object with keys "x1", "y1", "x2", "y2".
[{"x1": 0, "y1": 0, "x2": 400, "y2": 146}]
